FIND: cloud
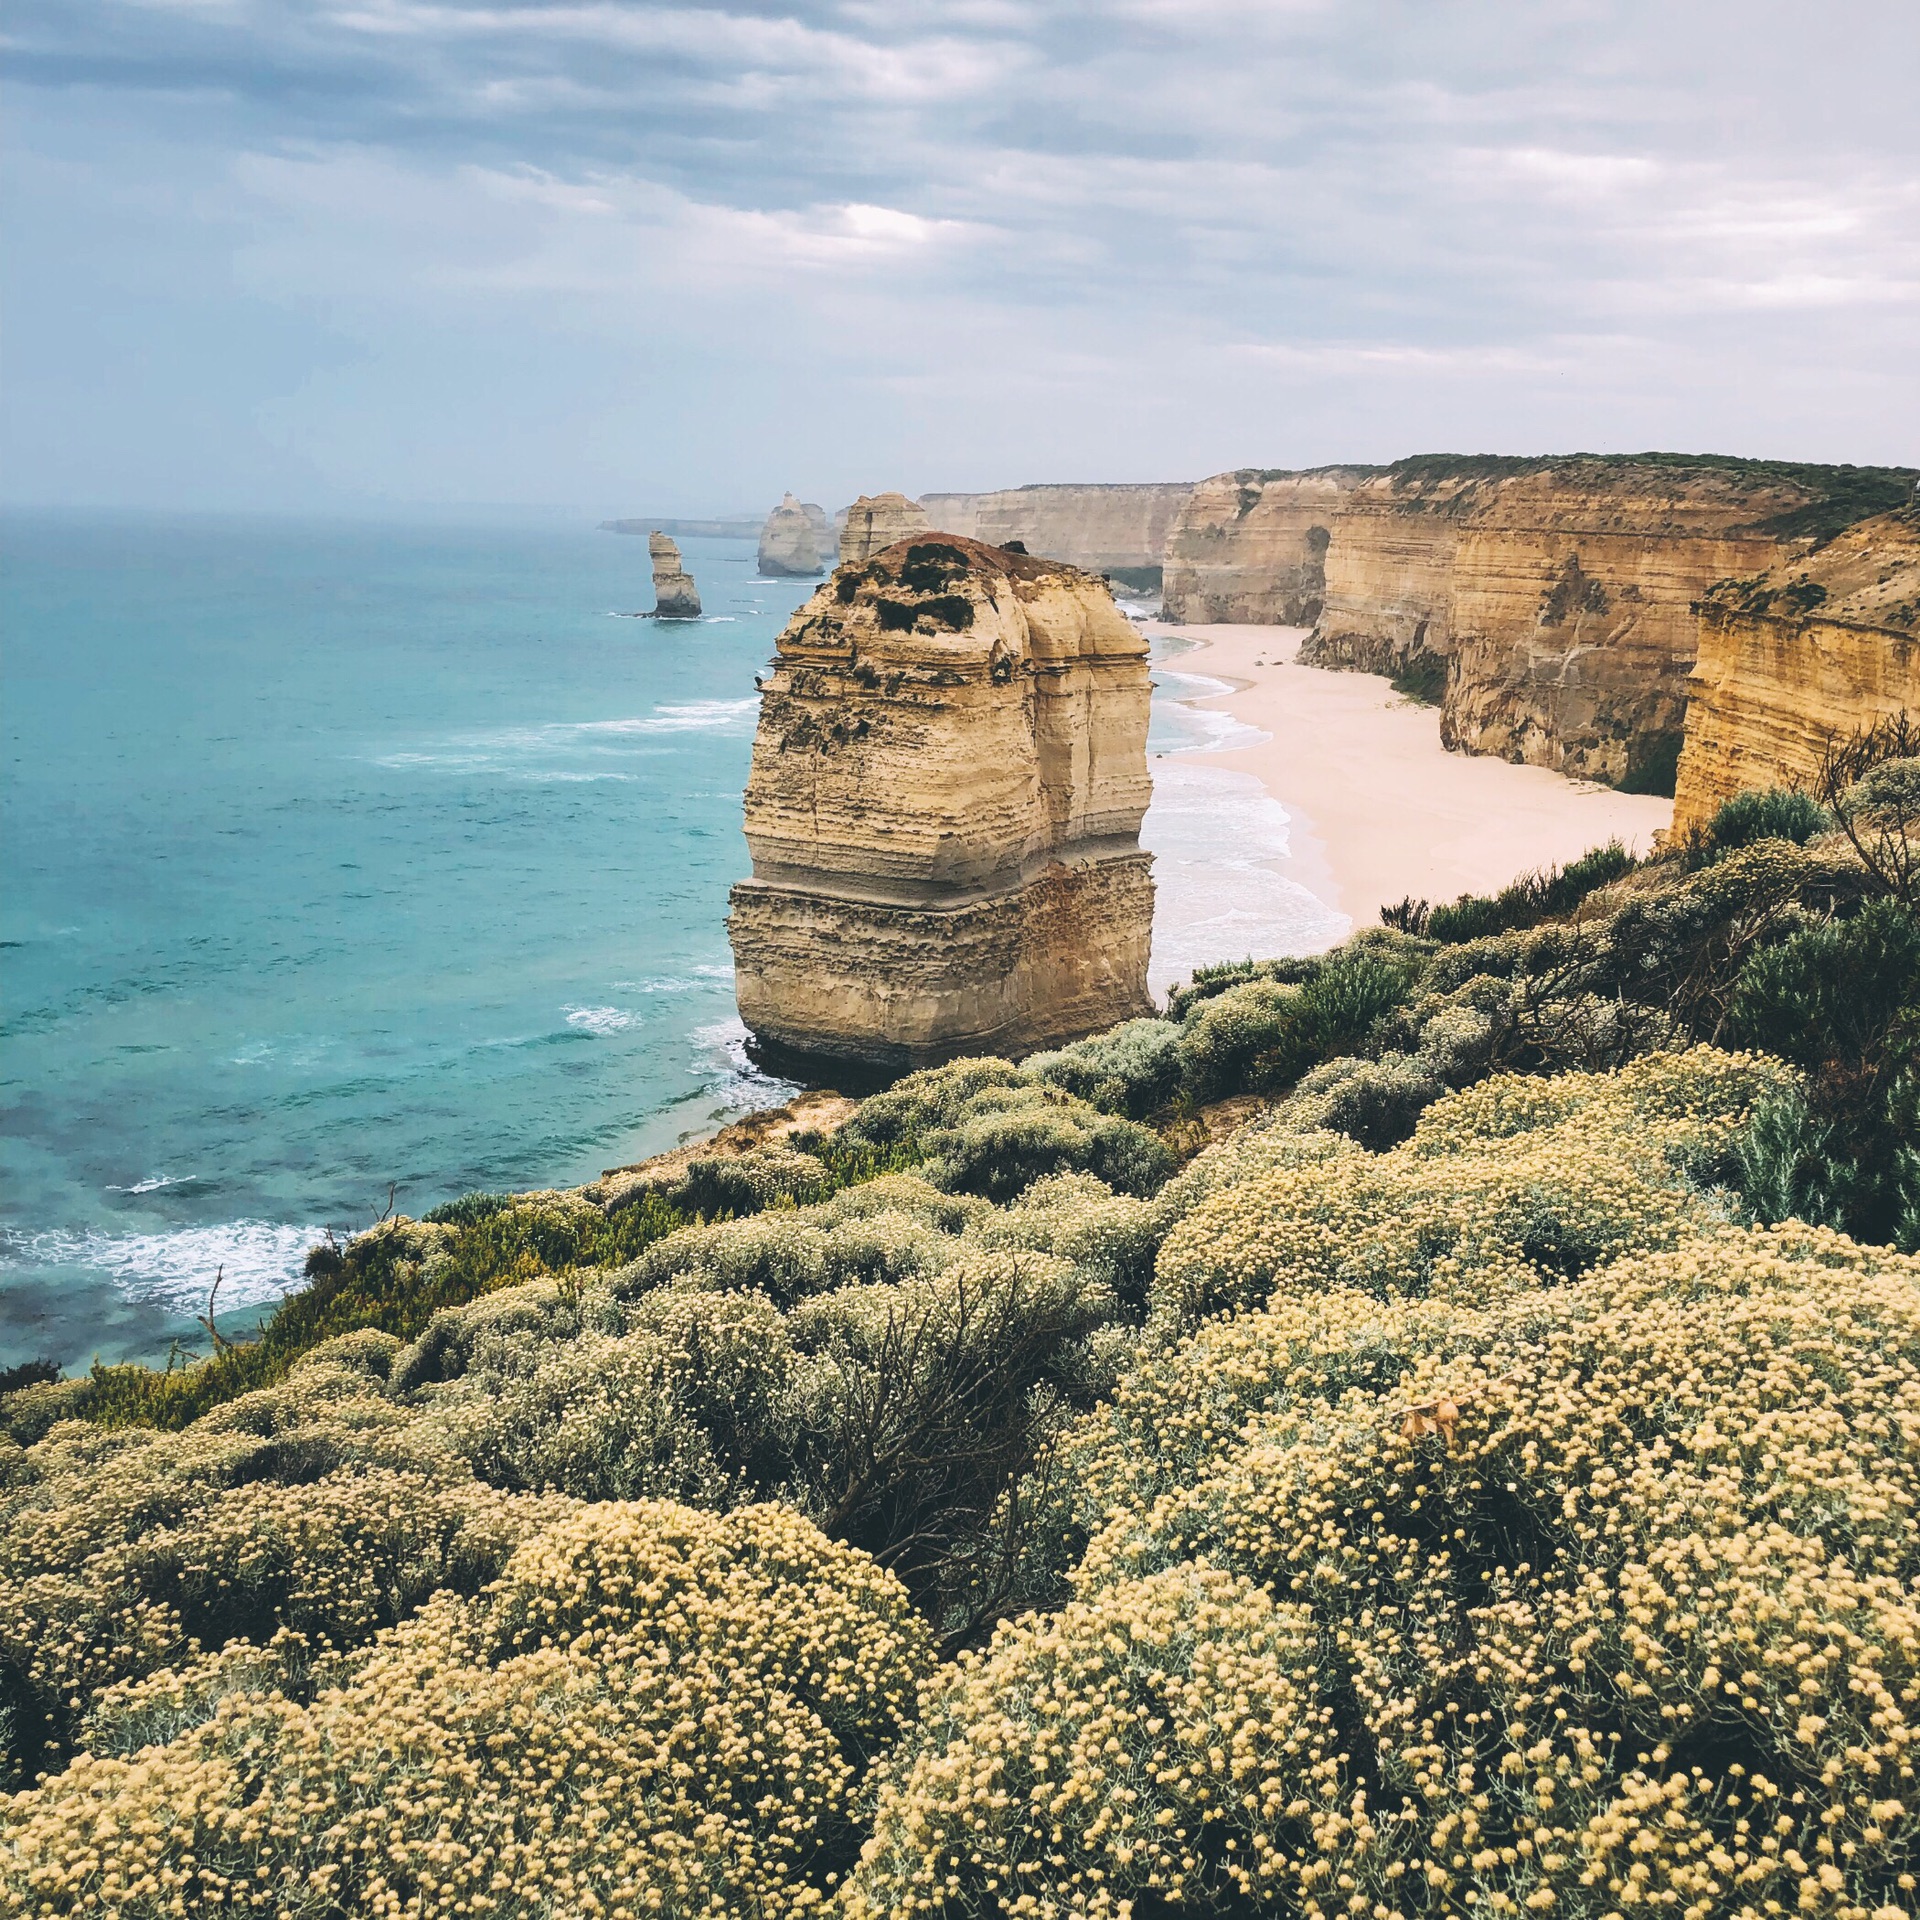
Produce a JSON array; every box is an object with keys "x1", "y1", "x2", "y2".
[{"x1": 3, "y1": 0, "x2": 1916, "y2": 508}]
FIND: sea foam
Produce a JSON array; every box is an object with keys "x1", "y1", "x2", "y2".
[{"x1": 4, "y1": 1221, "x2": 324, "y2": 1313}]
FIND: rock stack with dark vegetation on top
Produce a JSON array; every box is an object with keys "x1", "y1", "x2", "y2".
[
  {"x1": 647, "y1": 530, "x2": 702, "y2": 619},
  {"x1": 727, "y1": 535, "x2": 1156, "y2": 1070}
]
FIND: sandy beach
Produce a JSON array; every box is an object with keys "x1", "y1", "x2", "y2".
[{"x1": 1143, "y1": 623, "x2": 1672, "y2": 978}]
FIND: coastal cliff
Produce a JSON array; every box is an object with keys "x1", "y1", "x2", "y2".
[
  {"x1": 1160, "y1": 469, "x2": 1369, "y2": 622},
  {"x1": 1673, "y1": 506, "x2": 1920, "y2": 830},
  {"x1": 838, "y1": 493, "x2": 931, "y2": 565},
  {"x1": 1165, "y1": 454, "x2": 1916, "y2": 791},
  {"x1": 918, "y1": 484, "x2": 1193, "y2": 579},
  {"x1": 728, "y1": 536, "x2": 1154, "y2": 1069}
]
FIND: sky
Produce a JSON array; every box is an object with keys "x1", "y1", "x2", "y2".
[{"x1": 4, "y1": 0, "x2": 1917, "y2": 514}]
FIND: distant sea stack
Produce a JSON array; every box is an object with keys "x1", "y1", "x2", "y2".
[
  {"x1": 1673, "y1": 505, "x2": 1920, "y2": 831},
  {"x1": 838, "y1": 493, "x2": 932, "y2": 566},
  {"x1": 728, "y1": 536, "x2": 1155, "y2": 1071},
  {"x1": 758, "y1": 494, "x2": 828, "y2": 577},
  {"x1": 1161, "y1": 454, "x2": 1917, "y2": 794},
  {"x1": 648, "y1": 533, "x2": 702, "y2": 619}
]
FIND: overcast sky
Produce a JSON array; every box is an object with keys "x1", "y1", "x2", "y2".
[{"x1": 4, "y1": 0, "x2": 1916, "y2": 514}]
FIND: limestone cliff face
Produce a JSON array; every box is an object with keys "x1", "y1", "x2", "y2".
[
  {"x1": 838, "y1": 494, "x2": 932, "y2": 566},
  {"x1": 758, "y1": 493, "x2": 826, "y2": 577},
  {"x1": 1167, "y1": 455, "x2": 1915, "y2": 791},
  {"x1": 1162, "y1": 470, "x2": 1370, "y2": 622},
  {"x1": 648, "y1": 533, "x2": 702, "y2": 619},
  {"x1": 919, "y1": 493, "x2": 981, "y2": 540},
  {"x1": 1673, "y1": 507, "x2": 1920, "y2": 831},
  {"x1": 972, "y1": 485, "x2": 1194, "y2": 576},
  {"x1": 919, "y1": 485, "x2": 1194, "y2": 576},
  {"x1": 728, "y1": 536, "x2": 1155, "y2": 1069}
]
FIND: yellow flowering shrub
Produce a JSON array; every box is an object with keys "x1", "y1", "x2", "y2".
[
  {"x1": 8, "y1": 1028, "x2": 1916, "y2": 1917},
  {"x1": 843, "y1": 1563, "x2": 1336, "y2": 1918},
  {"x1": 2, "y1": 1501, "x2": 932, "y2": 1918},
  {"x1": 852, "y1": 1224, "x2": 1920, "y2": 1919},
  {"x1": 1151, "y1": 1048, "x2": 1792, "y2": 1329},
  {"x1": 0, "y1": 1349, "x2": 572, "y2": 1771}
]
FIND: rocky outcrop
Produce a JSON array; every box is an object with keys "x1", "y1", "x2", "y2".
[
  {"x1": 1165, "y1": 455, "x2": 1916, "y2": 792},
  {"x1": 728, "y1": 536, "x2": 1155, "y2": 1069},
  {"x1": 648, "y1": 533, "x2": 702, "y2": 619},
  {"x1": 1162, "y1": 470, "x2": 1371, "y2": 622},
  {"x1": 838, "y1": 494, "x2": 932, "y2": 566},
  {"x1": 1673, "y1": 506, "x2": 1920, "y2": 831},
  {"x1": 758, "y1": 494, "x2": 826, "y2": 577}
]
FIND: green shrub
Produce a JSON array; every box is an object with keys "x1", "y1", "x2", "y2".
[
  {"x1": 1724, "y1": 899, "x2": 1920, "y2": 1247},
  {"x1": 1704, "y1": 784, "x2": 1829, "y2": 856},
  {"x1": 1024, "y1": 1017, "x2": 1183, "y2": 1117},
  {"x1": 924, "y1": 1085, "x2": 1174, "y2": 1202},
  {"x1": 1175, "y1": 979, "x2": 1305, "y2": 1098},
  {"x1": 1421, "y1": 839, "x2": 1637, "y2": 942},
  {"x1": 1727, "y1": 896, "x2": 1920, "y2": 1080}
]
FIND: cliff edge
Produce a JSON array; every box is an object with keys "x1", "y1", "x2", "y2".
[
  {"x1": 728, "y1": 535, "x2": 1155, "y2": 1069},
  {"x1": 1673, "y1": 505, "x2": 1920, "y2": 831}
]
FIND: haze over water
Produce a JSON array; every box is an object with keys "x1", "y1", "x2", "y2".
[{"x1": 0, "y1": 517, "x2": 1330, "y2": 1370}]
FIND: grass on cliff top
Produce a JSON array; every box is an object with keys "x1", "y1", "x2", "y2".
[
  {"x1": 1220, "y1": 453, "x2": 1915, "y2": 545},
  {"x1": 1380, "y1": 450, "x2": 1917, "y2": 541}
]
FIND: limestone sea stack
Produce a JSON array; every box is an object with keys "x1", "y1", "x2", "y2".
[
  {"x1": 838, "y1": 493, "x2": 931, "y2": 566},
  {"x1": 1673, "y1": 505, "x2": 1920, "y2": 831},
  {"x1": 728, "y1": 536, "x2": 1155, "y2": 1070},
  {"x1": 648, "y1": 533, "x2": 702, "y2": 619},
  {"x1": 758, "y1": 494, "x2": 826, "y2": 577}
]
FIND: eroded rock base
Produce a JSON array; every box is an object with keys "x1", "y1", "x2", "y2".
[{"x1": 731, "y1": 851, "x2": 1154, "y2": 1072}]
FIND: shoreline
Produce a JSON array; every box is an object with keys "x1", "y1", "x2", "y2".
[{"x1": 1146, "y1": 621, "x2": 1674, "y2": 943}]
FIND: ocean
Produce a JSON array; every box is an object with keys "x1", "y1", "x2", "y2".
[{"x1": 0, "y1": 514, "x2": 1342, "y2": 1370}]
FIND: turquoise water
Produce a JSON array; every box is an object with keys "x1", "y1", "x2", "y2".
[
  {"x1": 0, "y1": 513, "x2": 819, "y2": 1368},
  {"x1": 0, "y1": 519, "x2": 1342, "y2": 1372}
]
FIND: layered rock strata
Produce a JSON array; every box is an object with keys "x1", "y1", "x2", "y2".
[
  {"x1": 1164, "y1": 455, "x2": 1915, "y2": 791},
  {"x1": 1673, "y1": 506, "x2": 1920, "y2": 831},
  {"x1": 838, "y1": 493, "x2": 932, "y2": 566},
  {"x1": 648, "y1": 533, "x2": 702, "y2": 619},
  {"x1": 1161, "y1": 469, "x2": 1371, "y2": 622},
  {"x1": 758, "y1": 493, "x2": 826, "y2": 576},
  {"x1": 921, "y1": 484, "x2": 1194, "y2": 579},
  {"x1": 728, "y1": 536, "x2": 1155, "y2": 1069}
]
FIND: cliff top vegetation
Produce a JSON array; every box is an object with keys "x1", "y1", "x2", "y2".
[
  {"x1": 1219, "y1": 453, "x2": 1917, "y2": 548},
  {"x1": 3, "y1": 736, "x2": 1916, "y2": 1918}
]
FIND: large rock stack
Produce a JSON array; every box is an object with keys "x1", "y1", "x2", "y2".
[
  {"x1": 838, "y1": 493, "x2": 931, "y2": 566},
  {"x1": 758, "y1": 494, "x2": 828, "y2": 577},
  {"x1": 728, "y1": 536, "x2": 1155, "y2": 1070},
  {"x1": 648, "y1": 533, "x2": 702, "y2": 619}
]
